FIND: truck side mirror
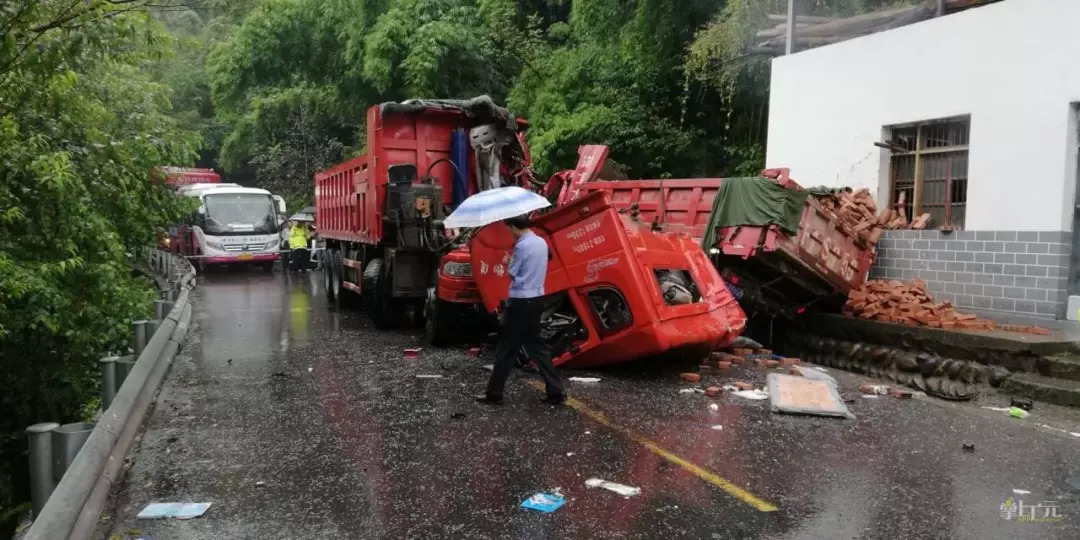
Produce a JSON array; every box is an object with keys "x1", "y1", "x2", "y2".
[{"x1": 273, "y1": 195, "x2": 286, "y2": 214}]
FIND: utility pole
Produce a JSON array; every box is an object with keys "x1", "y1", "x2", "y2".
[
  {"x1": 785, "y1": 0, "x2": 797, "y2": 55},
  {"x1": 936, "y1": 0, "x2": 946, "y2": 17}
]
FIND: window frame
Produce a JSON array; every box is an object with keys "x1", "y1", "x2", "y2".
[{"x1": 886, "y1": 115, "x2": 971, "y2": 228}]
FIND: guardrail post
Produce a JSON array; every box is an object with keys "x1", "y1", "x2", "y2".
[
  {"x1": 153, "y1": 300, "x2": 168, "y2": 321},
  {"x1": 161, "y1": 300, "x2": 174, "y2": 319},
  {"x1": 146, "y1": 319, "x2": 160, "y2": 337},
  {"x1": 100, "y1": 357, "x2": 117, "y2": 409},
  {"x1": 132, "y1": 320, "x2": 149, "y2": 356},
  {"x1": 27, "y1": 422, "x2": 60, "y2": 517},
  {"x1": 114, "y1": 355, "x2": 136, "y2": 387},
  {"x1": 52, "y1": 422, "x2": 95, "y2": 481}
]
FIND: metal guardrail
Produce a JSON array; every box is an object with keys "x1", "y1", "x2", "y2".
[{"x1": 21, "y1": 248, "x2": 197, "y2": 540}]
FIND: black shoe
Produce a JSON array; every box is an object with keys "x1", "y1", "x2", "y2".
[
  {"x1": 541, "y1": 394, "x2": 567, "y2": 406},
  {"x1": 475, "y1": 394, "x2": 503, "y2": 405}
]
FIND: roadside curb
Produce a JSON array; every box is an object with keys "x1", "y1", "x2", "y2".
[{"x1": 22, "y1": 249, "x2": 196, "y2": 540}]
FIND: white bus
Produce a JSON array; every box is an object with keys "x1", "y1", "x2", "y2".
[{"x1": 175, "y1": 183, "x2": 287, "y2": 270}]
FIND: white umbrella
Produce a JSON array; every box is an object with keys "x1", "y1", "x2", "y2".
[{"x1": 443, "y1": 186, "x2": 551, "y2": 228}]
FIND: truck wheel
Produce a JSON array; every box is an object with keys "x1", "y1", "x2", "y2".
[
  {"x1": 324, "y1": 249, "x2": 338, "y2": 302},
  {"x1": 423, "y1": 286, "x2": 456, "y2": 346},
  {"x1": 261, "y1": 261, "x2": 275, "y2": 272},
  {"x1": 362, "y1": 258, "x2": 402, "y2": 329}
]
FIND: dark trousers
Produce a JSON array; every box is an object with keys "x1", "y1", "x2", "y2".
[
  {"x1": 486, "y1": 296, "x2": 565, "y2": 399},
  {"x1": 290, "y1": 248, "x2": 309, "y2": 271}
]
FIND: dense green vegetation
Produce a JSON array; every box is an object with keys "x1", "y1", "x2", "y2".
[{"x1": 0, "y1": 0, "x2": 910, "y2": 531}]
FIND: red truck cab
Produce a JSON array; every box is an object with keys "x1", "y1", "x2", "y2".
[{"x1": 469, "y1": 192, "x2": 746, "y2": 367}]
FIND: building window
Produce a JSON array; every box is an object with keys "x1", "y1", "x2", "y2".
[{"x1": 887, "y1": 116, "x2": 970, "y2": 228}]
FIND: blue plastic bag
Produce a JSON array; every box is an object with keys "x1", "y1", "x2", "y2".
[{"x1": 521, "y1": 492, "x2": 565, "y2": 513}]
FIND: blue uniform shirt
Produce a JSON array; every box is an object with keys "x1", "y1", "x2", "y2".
[{"x1": 508, "y1": 230, "x2": 547, "y2": 299}]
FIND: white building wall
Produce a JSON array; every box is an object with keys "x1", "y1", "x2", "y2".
[{"x1": 766, "y1": 0, "x2": 1080, "y2": 232}]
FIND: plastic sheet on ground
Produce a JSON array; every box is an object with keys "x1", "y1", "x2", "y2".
[
  {"x1": 767, "y1": 373, "x2": 854, "y2": 419},
  {"x1": 569, "y1": 377, "x2": 601, "y2": 383},
  {"x1": 585, "y1": 478, "x2": 641, "y2": 496}
]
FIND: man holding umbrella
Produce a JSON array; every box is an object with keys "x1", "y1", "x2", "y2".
[
  {"x1": 476, "y1": 213, "x2": 566, "y2": 406},
  {"x1": 441, "y1": 186, "x2": 566, "y2": 405}
]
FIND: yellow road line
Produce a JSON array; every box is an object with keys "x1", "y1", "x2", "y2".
[{"x1": 528, "y1": 381, "x2": 778, "y2": 512}]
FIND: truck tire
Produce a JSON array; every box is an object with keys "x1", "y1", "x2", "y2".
[
  {"x1": 362, "y1": 258, "x2": 402, "y2": 329},
  {"x1": 423, "y1": 286, "x2": 456, "y2": 346},
  {"x1": 324, "y1": 249, "x2": 338, "y2": 303}
]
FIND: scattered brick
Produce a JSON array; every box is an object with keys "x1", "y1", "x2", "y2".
[
  {"x1": 788, "y1": 366, "x2": 804, "y2": 376},
  {"x1": 890, "y1": 388, "x2": 914, "y2": 399},
  {"x1": 781, "y1": 357, "x2": 801, "y2": 366},
  {"x1": 705, "y1": 386, "x2": 723, "y2": 397},
  {"x1": 756, "y1": 348, "x2": 772, "y2": 355},
  {"x1": 734, "y1": 381, "x2": 754, "y2": 391},
  {"x1": 680, "y1": 373, "x2": 701, "y2": 383},
  {"x1": 859, "y1": 384, "x2": 889, "y2": 395},
  {"x1": 731, "y1": 348, "x2": 754, "y2": 357},
  {"x1": 716, "y1": 361, "x2": 732, "y2": 370},
  {"x1": 730, "y1": 356, "x2": 745, "y2": 365},
  {"x1": 765, "y1": 360, "x2": 780, "y2": 368}
]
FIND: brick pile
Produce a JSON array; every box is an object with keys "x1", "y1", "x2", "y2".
[
  {"x1": 845, "y1": 279, "x2": 1051, "y2": 335},
  {"x1": 845, "y1": 279, "x2": 994, "y2": 329},
  {"x1": 876, "y1": 208, "x2": 931, "y2": 230}
]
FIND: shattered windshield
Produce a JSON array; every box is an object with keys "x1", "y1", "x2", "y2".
[{"x1": 203, "y1": 193, "x2": 277, "y2": 235}]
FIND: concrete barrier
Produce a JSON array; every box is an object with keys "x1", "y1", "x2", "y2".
[{"x1": 23, "y1": 250, "x2": 197, "y2": 540}]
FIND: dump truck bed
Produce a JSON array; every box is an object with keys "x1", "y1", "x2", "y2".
[{"x1": 560, "y1": 146, "x2": 876, "y2": 313}]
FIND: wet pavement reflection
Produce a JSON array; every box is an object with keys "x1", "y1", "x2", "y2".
[{"x1": 100, "y1": 270, "x2": 1080, "y2": 540}]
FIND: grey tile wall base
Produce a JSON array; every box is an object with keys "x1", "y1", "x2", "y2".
[{"x1": 873, "y1": 230, "x2": 1071, "y2": 319}]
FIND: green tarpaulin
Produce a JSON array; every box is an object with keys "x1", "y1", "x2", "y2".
[{"x1": 702, "y1": 177, "x2": 835, "y2": 249}]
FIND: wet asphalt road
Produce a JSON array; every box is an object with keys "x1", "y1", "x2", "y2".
[{"x1": 98, "y1": 270, "x2": 1080, "y2": 540}]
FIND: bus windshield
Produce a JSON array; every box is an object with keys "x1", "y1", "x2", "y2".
[{"x1": 203, "y1": 193, "x2": 277, "y2": 235}]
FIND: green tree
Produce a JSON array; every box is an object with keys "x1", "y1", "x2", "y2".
[{"x1": 0, "y1": 2, "x2": 200, "y2": 528}]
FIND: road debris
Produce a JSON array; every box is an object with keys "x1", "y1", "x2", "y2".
[
  {"x1": 465, "y1": 347, "x2": 482, "y2": 357},
  {"x1": 255, "y1": 481, "x2": 266, "y2": 487},
  {"x1": 962, "y1": 443, "x2": 975, "y2": 452},
  {"x1": 731, "y1": 389, "x2": 769, "y2": 400},
  {"x1": 568, "y1": 377, "x2": 601, "y2": 383},
  {"x1": 982, "y1": 406, "x2": 1012, "y2": 412},
  {"x1": 767, "y1": 373, "x2": 854, "y2": 419},
  {"x1": 1010, "y1": 397, "x2": 1034, "y2": 411},
  {"x1": 1009, "y1": 407, "x2": 1030, "y2": 419},
  {"x1": 680, "y1": 373, "x2": 701, "y2": 382},
  {"x1": 450, "y1": 412, "x2": 466, "y2": 420},
  {"x1": 521, "y1": 492, "x2": 565, "y2": 513},
  {"x1": 733, "y1": 381, "x2": 754, "y2": 391},
  {"x1": 481, "y1": 364, "x2": 494, "y2": 372},
  {"x1": 705, "y1": 386, "x2": 723, "y2": 397},
  {"x1": 585, "y1": 478, "x2": 641, "y2": 497},
  {"x1": 811, "y1": 366, "x2": 829, "y2": 372},
  {"x1": 137, "y1": 502, "x2": 212, "y2": 520},
  {"x1": 679, "y1": 388, "x2": 705, "y2": 394},
  {"x1": 716, "y1": 361, "x2": 732, "y2": 370},
  {"x1": 403, "y1": 348, "x2": 422, "y2": 358},
  {"x1": 307, "y1": 367, "x2": 313, "y2": 372},
  {"x1": 859, "y1": 384, "x2": 889, "y2": 396},
  {"x1": 415, "y1": 374, "x2": 443, "y2": 379},
  {"x1": 1012, "y1": 489, "x2": 1031, "y2": 494},
  {"x1": 890, "y1": 388, "x2": 913, "y2": 399},
  {"x1": 710, "y1": 425, "x2": 723, "y2": 430},
  {"x1": 708, "y1": 403, "x2": 719, "y2": 411},
  {"x1": 271, "y1": 372, "x2": 289, "y2": 379}
]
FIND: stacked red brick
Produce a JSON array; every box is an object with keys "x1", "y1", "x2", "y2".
[
  {"x1": 844, "y1": 279, "x2": 994, "y2": 330},
  {"x1": 814, "y1": 188, "x2": 885, "y2": 244},
  {"x1": 876, "y1": 207, "x2": 931, "y2": 230}
]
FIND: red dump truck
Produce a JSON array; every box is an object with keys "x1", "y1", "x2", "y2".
[
  {"x1": 548, "y1": 145, "x2": 877, "y2": 317},
  {"x1": 315, "y1": 97, "x2": 534, "y2": 335}
]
